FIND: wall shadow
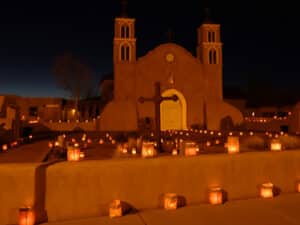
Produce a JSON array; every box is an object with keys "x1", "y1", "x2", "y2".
[{"x1": 34, "y1": 161, "x2": 61, "y2": 224}]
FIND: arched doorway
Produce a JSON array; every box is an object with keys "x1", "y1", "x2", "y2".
[{"x1": 160, "y1": 89, "x2": 187, "y2": 130}]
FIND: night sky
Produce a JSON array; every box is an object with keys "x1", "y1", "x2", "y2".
[{"x1": 0, "y1": 1, "x2": 299, "y2": 103}]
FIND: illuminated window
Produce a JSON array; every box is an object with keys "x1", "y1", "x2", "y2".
[
  {"x1": 121, "y1": 44, "x2": 130, "y2": 61},
  {"x1": 121, "y1": 25, "x2": 129, "y2": 38}
]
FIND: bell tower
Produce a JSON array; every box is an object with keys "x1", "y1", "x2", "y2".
[
  {"x1": 197, "y1": 8, "x2": 223, "y2": 100},
  {"x1": 113, "y1": 0, "x2": 137, "y2": 100},
  {"x1": 113, "y1": 0, "x2": 136, "y2": 64}
]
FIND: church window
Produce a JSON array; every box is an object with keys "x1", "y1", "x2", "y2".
[
  {"x1": 209, "y1": 49, "x2": 217, "y2": 64},
  {"x1": 208, "y1": 31, "x2": 216, "y2": 42},
  {"x1": 208, "y1": 31, "x2": 211, "y2": 42},
  {"x1": 213, "y1": 49, "x2": 217, "y2": 63},
  {"x1": 211, "y1": 32, "x2": 216, "y2": 42},
  {"x1": 121, "y1": 25, "x2": 130, "y2": 38},
  {"x1": 209, "y1": 50, "x2": 213, "y2": 64},
  {"x1": 120, "y1": 44, "x2": 130, "y2": 61}
]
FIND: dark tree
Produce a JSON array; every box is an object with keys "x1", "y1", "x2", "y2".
[{"x1": 53, "y1": 52, "x2": 93, "y2": 118}]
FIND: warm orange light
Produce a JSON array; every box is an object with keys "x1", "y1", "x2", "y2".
[
  {"x1": 28, "y1": 120, "x2": 39, "y2": 124},
  {"x1": 260, "y1": 182, "x2": 274, "y2": 198},
  {"x1": 164, "y1": 193, "x2": 178, "y2": 210},
  {"x1": 111, "y1": 140, "x2": 116, "y2": 144},
  {"x1": 142, "y1": 142, "x2": 156, "y2": 158},
  {"x1": 99, "y1": 139, "x2": 104, "y2": 144},
  {"x1": 131, "y1": 148, "x2": 137, "y2": 155},
  {"x1": 297, "y1": 181, "x2": 300, "y2": 193},
  {"x1": 74, "y1": 143, "x2": 79, "y2": 148},
  {"x1": 28, "y1": 135, "x2": 33, "y2": 139},
  {"x1": 270, "y1": 139, "x2": 282, "y2": 151},
  {"x1": 227, "y1": 136, "x2": 239, "y2": 154},
  {"x1": 87, "y1": 138, "x2": 92, "y2": 144},
  {"x1": 19, "y1": 207, "x2": 35, "y2": 225},
  {"x1": 54, "y1": 141, "x2": 59, "y2": 147},
  {"x1": 2, "y1": 144, "x2": 8, "y2": 151},
  {"x1": 209, "y1": 187, "x2": 223, "y2": 205},
  {"x1": 109, "y1": 200, "x2": 122, "y2": 218},
  {"x1": 122, "y1": 148, "x2": 128, "y2": 154},
  {"x1": 10, "y1": 141, "x2": 18, "y2": 147},
  {"x1": 71, "y1": 138, "x2": 76, "y2": 143},
  {"x1": 79, "y1": 152, "x2": 85, "y2": 159},
  {"x1": 48, "y1": 142, "x2": 53, "y2": 148},
  {"x1": 81, "y1": 134, "x2": 87, "y2": 142},
  {"x1": 184, "y1": 142, "x2": 197, "y2": 156},
  {"x1": 206, "y1": 141, "x2": 211, "y2": 147},
  {"x1": 67, "y1": 147, "x2": 81, "y2": 162},
  {"x1": 172, "y1": 149, "x2": 178, "y2": 156}
]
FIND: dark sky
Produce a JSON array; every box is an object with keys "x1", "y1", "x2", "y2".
[{"x1": 0, "y1": 1, "x2": 299, "y2": 100}]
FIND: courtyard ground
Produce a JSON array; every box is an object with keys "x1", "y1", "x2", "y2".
[{"x1": 40, "y1": 193, "x2": 300, "y2": 225}]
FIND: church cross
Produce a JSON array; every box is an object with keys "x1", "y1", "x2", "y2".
[{"x1": 139, "y1": 82, "x2": 178, "y2": 152}]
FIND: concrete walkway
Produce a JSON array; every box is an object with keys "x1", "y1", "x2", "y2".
[
  {"x1": 41, "y1": 193, "x2": 300, "y2": 225},
  {"x1": 0, "y1": 140, "x2": 50, "y2": 163}
]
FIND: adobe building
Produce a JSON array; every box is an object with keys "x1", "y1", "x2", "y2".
[{"x1": 99, "y1": 8, "x2": 243, "y2": 132}]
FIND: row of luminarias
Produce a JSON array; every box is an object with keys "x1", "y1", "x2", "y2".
[
  {"x1": 64, "y1": 135, "x2": 283, "y2": 162},
  {"x1": 18, "y1": 181, "x2": 300, "y2": 224},
  {"x1": 1, "y1": 135, "x2": 33, "y2": 152},
  {"x1": 0, "y1": 127, "x2": 287, "y2": 153}
]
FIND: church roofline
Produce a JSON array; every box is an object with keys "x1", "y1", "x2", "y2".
[
  {"x1": 115, "y1": 17, "x2": 135, "y2": 22},
  {"x1": 137, "y1": 42, "x2": 201, "y2": 65}
]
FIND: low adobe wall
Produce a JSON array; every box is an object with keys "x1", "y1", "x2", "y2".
[
  {"x1": 0, "y1": 163, "x2": 47, "y2": 225},
  {"x1": 45, "y1": 151, "x2": 300, "y2": 222}
]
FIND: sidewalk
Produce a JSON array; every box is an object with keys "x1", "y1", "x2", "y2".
[
  {"x1": 41, "y1": 193, "x2": 300, "y2": 225},
  {"x1": 0, "y1": 140, "x2": 50, "y2": 163}
]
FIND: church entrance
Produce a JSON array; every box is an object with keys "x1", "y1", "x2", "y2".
[{"x1": 160, "y1": 89, "x2": 187, "y2": 130}]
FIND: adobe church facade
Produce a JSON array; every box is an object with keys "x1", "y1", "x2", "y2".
[{"x1": 99, "y1": 13, "x2": 243, "y2": 131}]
